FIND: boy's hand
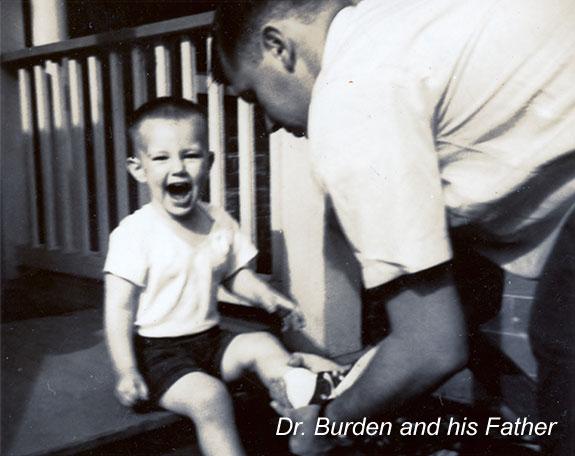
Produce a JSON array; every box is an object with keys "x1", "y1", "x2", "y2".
[
  {"x1": 275, "y1": 305, "x2": 306, "y2": 332},
  {"x1": 115, "y1": 368, "x2": 149, "y2": 407},
  {"x1": 263, "y1": 292, "x2": 305, "y2": 332}
]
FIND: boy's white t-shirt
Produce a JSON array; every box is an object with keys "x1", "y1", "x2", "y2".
[{"x1": 104, "y1": 202, "x2": 258, "y2": 338}]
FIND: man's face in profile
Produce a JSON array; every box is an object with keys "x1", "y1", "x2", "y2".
[{"x1": 218, "y1": 48, "x2": 311, "y2": 138}]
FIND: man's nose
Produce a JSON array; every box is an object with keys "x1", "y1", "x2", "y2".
[{"x1": 264, "y1": 116, "x2": 281, "y2": 134}]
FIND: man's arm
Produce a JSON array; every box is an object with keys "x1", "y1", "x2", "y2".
[
  {"x1": 288, "y1": 262, "x2": 468, "y2": 454},
  {"x1": 326, "y1": 262, "x2": 467, "y2": 421}
]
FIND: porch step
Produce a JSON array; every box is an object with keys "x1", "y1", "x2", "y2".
[
  {"x1": 2, "y1": 270, "x2": 103, "y2": 322},
  {"x1": 1, "y1": 306, "x2": 279, "y2": 456}
]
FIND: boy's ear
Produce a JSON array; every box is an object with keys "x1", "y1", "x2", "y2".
[
  {"x1": 206, "y1": 151, "x2": 215, "y2": 170},
  {"x1": 126, "y1": 157, "x2": 147, "y2": 183},
  {"x1": 261, "y1": 25, "x2": 295, "y2": 73}
]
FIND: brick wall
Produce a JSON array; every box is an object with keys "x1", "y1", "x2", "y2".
[
  {"x1": 437, "y1": 273, "x2": 538, "y2": 414},
  {"x1": 482, "y1": 273, "x2": 537, "y2": 379}
]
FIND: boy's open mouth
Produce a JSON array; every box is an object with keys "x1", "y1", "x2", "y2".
[{"x1": 166, "y1": 182, "x2": 193, "y2": 201}]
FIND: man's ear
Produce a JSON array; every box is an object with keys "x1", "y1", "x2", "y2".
[
  {"x1": 127, "y1": 157, "x2": 147, "y2": 183},
  {"x1": 262, "y1": 25, "x2": 295, "y2": 72}
]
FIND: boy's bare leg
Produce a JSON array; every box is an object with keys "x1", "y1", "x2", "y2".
[
  {"x1": 288, "y1": 352, "x2": 348, "y2": 373},
  {"x1": 220, "y1": 332, "x2": 295, "y2": 388},
  {"x1": 160, "y1": 372, "x2": 245, "y2": 456},
  {"x1": 221, "y1": 332, "x2": 349, "y2": 408}
]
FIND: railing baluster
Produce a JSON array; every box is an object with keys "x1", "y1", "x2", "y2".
[
  {"x1": 269, "y1": 133, "x2": 284, "y2": 279},
  {"x1": 33, "y1": 64, "x2": 58, "y2": 249},
  {"x1": 47, "y1": 60, "x2": 75, "y2": 252},
  {"x1": 67, "y1": 58, "x2": 91, "y2": 254},
  {"x1": 207, "y1": 37, "x2": 226, "y2": 207},
  {"x1": 237, "y1": 100, "x2": 257, "y2": 244},
  {"x1": 180, "y1": 37, "x2": 198, "y2": 102},
  {"x1": 131, "y1": 46, "x2": 148, "y2": 109},
  {"x1": 10, "y1": 13, "x2": 281, "y2": 282},
  {"x1": 109, "y1": 51, "x2": 130, "y2": 222},
  {"x1": 130, "y1": 46, "x2": 151, "y2": 207},
  {"x1": 155, "y1": 43, "x2": 172, "y2": 97},
  {"x1": 87, "y1": 55, "x2": 110, "y2": 252},
  {"x1": 18, "y1": 68, "x2": 40, "y2": 247}
]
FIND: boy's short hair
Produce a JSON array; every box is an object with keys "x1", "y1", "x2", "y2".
[
  {"x1": 128, "y1": 97, "x2": 207, "y2": 151},
  {"x1": 212, "y1": 0, "x2": 329, "y2": 84}
]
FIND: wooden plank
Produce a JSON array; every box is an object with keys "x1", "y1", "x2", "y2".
[
  {"x1": 109, "y1": 51, "x2": 131, "y2": 222},
  {"x1": 33, "y1": 64, "x2": 58, "y2": 249},
  {"x1": 2, "y1": 12, "x2": 215, "y2": 66},
  {"x1": 2, "y1": 307, "x2": 180, "y2": 456},
  {"x1": 18, "y1": 68, "x2": 41, "y2": 247},
  {"x1": 237, "y1": 99, "x2": 257, "y2": 244},
  {"x1": 87, "y1": 55, "x2": 110, "y2": 253},
  {"x1": 131, "y1": 46, "x2": 151, "y2": 207},
  {"x1": 154, "y1": 43, "x2": 172, "y2": 97},
  {"x1": 180, "y1": 38, "x2": 198, "y2": 102},
  {"x1": 47, "y1": 60, "x2": 75, "y2": 252},
  {"x1": 67, "y1": 58, "x2": 92, "y2": 254},
  {"x1": 17, "y1": 245, "x2": 107, "y2": 280},
  {"x1": 207, "y1": 37, "x2": 226, "y2": 207}
]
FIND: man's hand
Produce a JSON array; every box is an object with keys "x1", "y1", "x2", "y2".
[{"x1": 115, "y1": 368, "x2": 149, "y2": 407}]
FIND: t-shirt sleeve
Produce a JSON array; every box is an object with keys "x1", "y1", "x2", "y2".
[
  {"x1": 214, "y1": 208, "x2": 258, "y2": 278},
  {"x1": 103, "y1": 222, "x2": 148, "y2": 287},
  {"x1": 309, "y1": 67, "x2": 452, "y2": 288}
]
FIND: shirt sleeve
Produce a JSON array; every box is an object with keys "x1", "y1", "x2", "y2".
[
  {"x1": 214, "y1": 208, "x2": 258, "y2": 278},
  {"x1": 103, "y1": 222, "x2": 148, "y2": 287},
  {"x1": 309, "y1": 66, "x2": 452, "y2": 288}
]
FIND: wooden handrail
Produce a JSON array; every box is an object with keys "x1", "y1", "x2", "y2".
[{"x1": 1, "y1": 11, "x2": 214, "y2": 66}]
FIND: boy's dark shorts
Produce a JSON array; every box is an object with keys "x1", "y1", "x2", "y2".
[{"x1": 135, "y1": 326, "x2": 237, "y2": 403}]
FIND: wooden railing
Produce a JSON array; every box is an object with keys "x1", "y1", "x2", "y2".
[{"x1": 2, "y1": 12, "x2": 275, "y2": 279}]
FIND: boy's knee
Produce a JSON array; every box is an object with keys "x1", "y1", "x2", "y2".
[
  {"x1": 164, "y1": 375, "x2": 232, "y2": 421},
  {"x1": 190, "y1": 379, "x2": 230, "y2": 414},
  {"x1": 233, "y1": 331, "x2": 279, "y2": 355}
]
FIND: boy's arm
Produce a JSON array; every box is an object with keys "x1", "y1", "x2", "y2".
[
  {"x1": 104, "y1": 273, "x2": 149, "y2": 406},
  {"x1": 223, "y1": 268, "x2": 305, "y2": 331}
]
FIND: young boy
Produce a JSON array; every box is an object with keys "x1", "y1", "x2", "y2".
[{"x1": 104, "y1": 97, "x2": 342, "y2": 456}]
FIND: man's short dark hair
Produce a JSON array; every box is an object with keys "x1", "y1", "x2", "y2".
[
  {"x1": 128, "y1": 97, "x2": 206, "y2": 151},
  {"x1": 212, "y1": 0, "x2": 328, "y2": 84}
]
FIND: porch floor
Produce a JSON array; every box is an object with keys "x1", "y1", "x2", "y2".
[
  {"x1": 1, "y1": 308, "x2": 179, "y2": 456},
  {"x1": 1, "y1": 272, "x2": 288, "y2": 456},
  {"x1": 1, "y1": 272, "x2": 542, "y2": 456}
]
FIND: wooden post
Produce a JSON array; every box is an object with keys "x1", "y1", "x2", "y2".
[
  {"x1": 30, "y1": 0, "x2": 68, "y2": 45},
  {"x1": 270, "y1": 132, "x2": 363, "y2": 357},
  {"x1": 237, "y1": 100, "x2": 257, "y2": 244},
  {"x1": 207, "y1": 37, "x2": 226, "y2": 207}
]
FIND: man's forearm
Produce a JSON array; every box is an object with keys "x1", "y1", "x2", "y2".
[{"x1": 326, "y1": 265, "x2": 468, "y2": 422}]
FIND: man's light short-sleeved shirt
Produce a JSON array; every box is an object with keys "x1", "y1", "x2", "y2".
[
  {"x1": 310, "y1": 0, "x2": 575, "y2": 288},
  {"x1": 104, "y1": 203, "x2": 257, "y2": 337}
]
